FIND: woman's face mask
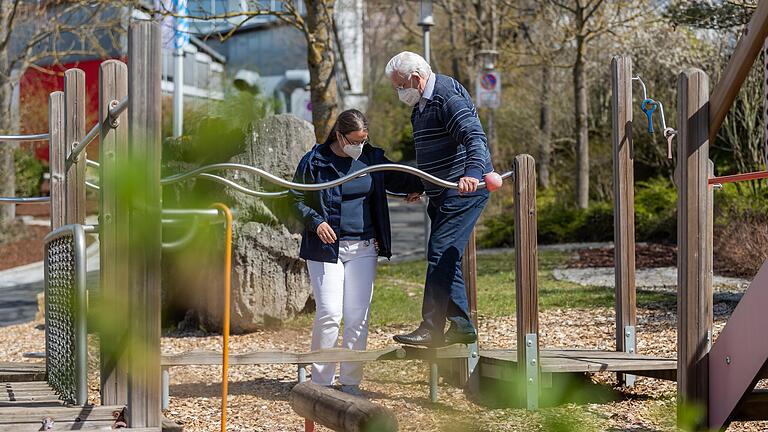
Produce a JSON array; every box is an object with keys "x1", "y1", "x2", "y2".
[
  {"x1": 397, "y1": 75, "x2": 422, "y2": 106},
  {"x1": 338, "y1": 133, "x2": 367, "y2": 160}
]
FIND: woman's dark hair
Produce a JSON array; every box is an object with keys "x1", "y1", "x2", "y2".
[{"x1": 323, "y1": 109, "x2": 368, "y2": 145}]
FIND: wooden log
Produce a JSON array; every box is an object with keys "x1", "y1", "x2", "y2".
[
  {"x1": 126, "y1": 21, "x2": 163, "y2": 428},
  {"x1": 513, "y1": 154, "x2": 539, "y2": 409},
  {"x1": 64, "y1": 69, "x2": 86, "y2": 225},
  {"x1": 99, "y1": 59, "x2": 130, "y2": 406},
  {"x1": 611, "y1": 55, "x2": 637, "y2": 386},
  {"x1": 48, "y1": 92, "x2": 65, "y2": 229},
  {"x1": 289, "y1": 382, "x2": 397, "y2": 432},
  {"x1": 676, "y1": 68, "x2": 711, "y2": 427},
  {"x1": 709, "y1": 0, "x2": 768, "y2": 142}
]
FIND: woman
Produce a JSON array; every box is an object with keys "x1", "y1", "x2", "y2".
[{"x1": 291, "y1": 109, "x2": 422, "y2": 395}]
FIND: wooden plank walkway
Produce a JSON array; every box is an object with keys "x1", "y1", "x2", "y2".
[
  {"x1": 161, "y1": 344, "x2": 470, "y2": 366},
  {"x1": 480, "y1": 349, "x2": 676, "y2": 377},
  {"x1": 0, "y1": 363, "x2": 162, "y2": 431},
  {"x1": 0, "y1": 362, "x2": 45, "y2": 382}
]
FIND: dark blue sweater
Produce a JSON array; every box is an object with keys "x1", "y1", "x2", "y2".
[{"x1": 411, "y1": 74, "x2": 494, "y2": 197}]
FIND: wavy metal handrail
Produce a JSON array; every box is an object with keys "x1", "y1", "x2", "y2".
[
  {"x1": 197, "y1": 173, "x2": 290, "y2": 198},
  {"x1": 162, "y1": 162, "x2": 514, "y2": 192},
  {"x1": 0, "y1": 196, "x2": 50, "y2": 204},
  {"x1": 0, "y1": 133, "x2": 50, "y2": 142}
]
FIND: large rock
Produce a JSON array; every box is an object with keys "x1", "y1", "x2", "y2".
[
  {"x1": 226, "y1": 114, "x2": 316, "y2": 232},
  {"x1": 163, "y1": 114, "x2": 315, "y2": 332}
]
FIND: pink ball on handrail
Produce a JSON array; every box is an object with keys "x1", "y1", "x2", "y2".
[{"x1": 484, "y1": 172, "x2": 503, "y2": 191}]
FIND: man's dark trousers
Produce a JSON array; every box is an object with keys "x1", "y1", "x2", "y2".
[{"x1": 421, "y1": 191, "x2": 489, "y2": 335}]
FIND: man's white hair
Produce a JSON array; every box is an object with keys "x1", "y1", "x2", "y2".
[{"x1": 385, "y1": 51, "x2": 432, "y2": 79}]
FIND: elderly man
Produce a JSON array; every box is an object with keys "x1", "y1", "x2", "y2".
[{"x1": 385, "y1": 51, "x2": 494, "y2": 347}]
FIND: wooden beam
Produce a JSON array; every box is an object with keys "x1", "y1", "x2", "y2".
[
  {"x1": 289, "y1": 382, "x2": 397, "y2": 432},
  {"x1": 48, "y1": 92, "x2": 65, "y2": 230},
  {"x1": 99, "y1": 59, "x2": 129, "y2": 407},
  {"x1": 126, "y1": 21, "x2": 163, "y2": 429},
  {"x1": 708, "y1": 259, "x2": 768, "y2": 429},
  {"x1": 63, "y1": 69, "x2": 86, "y2": 225},
  {"x1": 676, "y1": 68, "x2": 712, "y2": 428},
  {"x1": 709, "y1": 0, "x2": 768, "y2": 142},
  {"x1": 513, "y1": 154, "x2": 539, "y2": 409},
  {"x1": 611, "y1": 56, "x2": 637, "y2": 387}
]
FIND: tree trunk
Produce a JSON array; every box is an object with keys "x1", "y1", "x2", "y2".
[
  {"x1": 539, "y1": 63, "x2": 552, "y2": 189},
  {"x1": 305, "y1": 0, "x2": 339, "y2": 143},
  {"x1": 574, "y1": 34, "x2": 589, "y2": 209},
  {"x1": 0, "y1": 52, "x2": 16, "y2": 222}
]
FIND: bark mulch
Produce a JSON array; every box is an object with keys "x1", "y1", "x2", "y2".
[
  {"x1": 1, "y1": 305, "x2": 766, "y2": 431},
  {"x1": 567, "y1": 243, "x2": 677, "y2": 269},
  {"x1": 0, "y1": 222, "x2": 50, "y2": 271}
]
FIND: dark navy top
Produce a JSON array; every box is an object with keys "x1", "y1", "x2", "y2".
[
  {"x1": 411, "y1": 74, "x2": 494, "y2": 198},
  {"x1": 329, "y1": 151, "x2": 375, "y2": 241}
]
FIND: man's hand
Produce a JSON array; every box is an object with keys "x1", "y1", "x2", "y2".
[
  {"x1": 316, "y1": 222, "x2": 337, "y2": 244},
  {"x1": 405, "y1": 192, "x2": 422, "y2": 203},
  {"x1": 457, "y1": 177, "x2": 480, "y2": 194}
]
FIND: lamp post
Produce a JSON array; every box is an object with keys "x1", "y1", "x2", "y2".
[
  {"x1": 418, "y1": 0, "x2": 434, "y2": 255},
  {"x1": 419, "y1": 0, "x2": 434, "y2": 64}
]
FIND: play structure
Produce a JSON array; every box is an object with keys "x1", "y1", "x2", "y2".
[{"x1": 2, "y1": 6, "x2": 768, "y2": 429}]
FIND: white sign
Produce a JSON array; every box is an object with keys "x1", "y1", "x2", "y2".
[
  {"x1": 291, "y1": 88, "x2": 313, "y2": 124},
  {"x1": 475, "y1": 71, "x2": 501, "y2": 109}
]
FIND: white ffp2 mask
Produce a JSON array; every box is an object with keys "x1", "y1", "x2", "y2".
[
  {"x1": 342, "y1": 144, "x2": 363, "y2": 160},
  {"x1": 398, "y1": 87, "x2": 421, "y2": 106}
]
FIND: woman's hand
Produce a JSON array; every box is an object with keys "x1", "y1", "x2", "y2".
[
  {"x1": 405, "y1": 192, "x2": 422, "y2": 203},
  {"x1": 316, "y1": 222, "x2": 337, "y2": 244}
]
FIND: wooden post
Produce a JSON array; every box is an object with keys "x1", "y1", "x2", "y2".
[
  {"x1": 611, "y1": 56, "x2": 637, "y2": 386},
  {"x1": 64, "y1": 69, "x2": 86, "y2": 225},
  {"x1": 99, "y1": 60, "x2": 129, "y2": 406},
  {"x1": 514, "y1": 154, "x2": 538, "y2": 409},
  {"x1": 676, "y1": 68, "x2": 712, "y2": 426},
  {"x1": 48, "y1": 92, "x2": 65, "y2": 230},
  {"x1": 127, "y1": 21, "x2": 163, "y2": 428}
]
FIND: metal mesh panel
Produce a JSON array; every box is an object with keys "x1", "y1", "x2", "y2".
[{"x1": 44, "y1": 225, "x2": 87, "y2": 405}]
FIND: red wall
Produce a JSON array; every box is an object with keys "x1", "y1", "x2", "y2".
[{"x1": 19, "y1": 58, "x2": 125, "y2": 161}]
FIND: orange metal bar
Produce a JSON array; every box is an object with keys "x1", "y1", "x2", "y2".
[
  {"x1": 708, "y1": 170, "x2": 768, "y2": 185},
  {"x1": 212, "y1": 203, "x2": 233, "y2": 432}
]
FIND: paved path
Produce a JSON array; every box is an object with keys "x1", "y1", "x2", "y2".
[
  {"x1": 0, "y1": 220, "x2": 99, "y2": 327},
  {"x1": 553, "y1": 266, "x2": 751, "y2": 293}
]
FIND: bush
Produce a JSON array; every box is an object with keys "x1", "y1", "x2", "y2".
[
  {"x1": 14, "y1": 148, "x2": 44, "y2": 197},
  {"x1": 479, "y1": 177, "x2": 679, "y2": 247}
]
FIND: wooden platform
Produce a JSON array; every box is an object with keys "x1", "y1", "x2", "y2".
[
  {"x1": 0, "y1": 363, "x2": 169, "y2": 431},
  {"x1": 0, "y1": 362, "x2": 45, "y2": 382},
  {"x1": 479, "y1": 348, "x2": 677, "y2": 381}
]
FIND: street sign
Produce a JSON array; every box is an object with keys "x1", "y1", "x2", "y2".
[{"x1": 475, "y1": 71, "x2": 501, "y2": 109}]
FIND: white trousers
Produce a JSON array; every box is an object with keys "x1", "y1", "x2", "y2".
[{"x1": 307, "y1": 239, "x2": 378, "y2": 386}]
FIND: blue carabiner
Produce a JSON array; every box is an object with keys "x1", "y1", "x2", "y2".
[{"x1": 641, "y1": 99, "x2": 657, "y2": 134}]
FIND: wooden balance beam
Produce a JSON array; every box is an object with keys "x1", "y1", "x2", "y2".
[{"x1": 290, "y1": 382, "x2": 397, "y2": 432}]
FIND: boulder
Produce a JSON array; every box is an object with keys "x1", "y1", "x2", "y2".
[{"x1": 163, "y1": 114, "x2": 315, "y2": 331}]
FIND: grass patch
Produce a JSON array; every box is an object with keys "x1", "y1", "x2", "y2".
[{"x1": 287, "y1": 250, "x2": 676, "y2": 328}]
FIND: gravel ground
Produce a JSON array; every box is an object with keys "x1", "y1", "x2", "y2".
[{"x1": 3, "y1": 305, "x2": 767, "y2": 432}]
